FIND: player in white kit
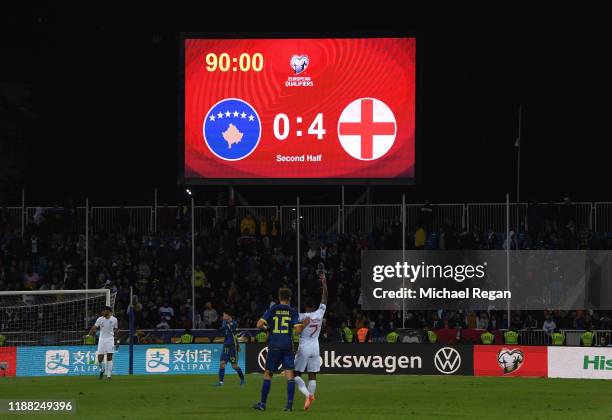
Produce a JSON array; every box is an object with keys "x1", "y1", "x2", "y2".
[
  {"x1": 294, "y1": 272, "x2": 328, "y2": 411},
  {"x1": 87, "y1": 305, "x2": 118, "y2": 380}
]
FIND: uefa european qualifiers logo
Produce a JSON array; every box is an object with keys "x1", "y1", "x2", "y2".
[
  {"x1": 203, "y1": 98, "x2": 261, "y2": 161},
  {"x1": 497, "y1": 348, "x2": 524, "y2": 374},
  {"x1": 286, "y1": 54, "x2": 314, "y2": 87}
]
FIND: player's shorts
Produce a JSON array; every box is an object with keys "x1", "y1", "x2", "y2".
[
  {"x1": 265, "y1": 348, "x2": 295, "y2": 371},
  {"x1": 220, "y1": 345, "x2": 237, "y2": 364},
  {"x1": 97, "y1": 338, "x2": 115, "y2": 355},
  {"x1": 294, "y1": 344, "x2": 321, "y2": 373}
]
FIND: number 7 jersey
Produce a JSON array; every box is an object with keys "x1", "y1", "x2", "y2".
[{"x1": 298, "y1": 304, "x2": 326, "y2": 345}]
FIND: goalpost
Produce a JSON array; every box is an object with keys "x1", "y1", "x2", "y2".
[{"x1": 0, "y1": 289, "x2": 115, "y2": 347}]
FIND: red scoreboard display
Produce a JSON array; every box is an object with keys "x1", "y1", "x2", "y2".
[{"x1": 182, "y1": 36, "x2": 416, "y2": 184}]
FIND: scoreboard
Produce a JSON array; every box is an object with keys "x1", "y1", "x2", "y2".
[{"x1": 182, "y1": 35, "x2": 417, "y2": 184}]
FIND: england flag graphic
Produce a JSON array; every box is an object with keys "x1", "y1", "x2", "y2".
[{"x1": 337, "y1": 98, "x2": 397, "y2": 161}]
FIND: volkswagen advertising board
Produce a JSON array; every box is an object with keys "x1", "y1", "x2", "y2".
[{"x1": 246, "y1": 344, "x2": 473, "y2": 375}]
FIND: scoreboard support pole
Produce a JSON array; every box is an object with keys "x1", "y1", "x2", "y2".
[
  {"x1": 296, "y1": 196, "x2": 301, "y2": 311},
  {"x1": 506, "y1": 193, "x2": 511, "y2": 326},
  {"x1": 402, "y1": 194, "x2": 406, "y2": 329},
  {"x1": 85, "y1": 198, "x2": 89, "y2": 331},
  {"x1": 191, "y1": 195, "x2": 196, "y2": 329}
]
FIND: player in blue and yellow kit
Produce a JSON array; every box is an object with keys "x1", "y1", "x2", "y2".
[
  {"x1": 215, "y1": 309, "x2": 246, "y2": 386},
  {"x1": 253, "y1": 288, "x2": 309, "y2": 412}
]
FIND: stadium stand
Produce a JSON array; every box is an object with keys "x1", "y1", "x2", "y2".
[{"x1": 1, "y1": 200, "x2": 611, "y2": 347}]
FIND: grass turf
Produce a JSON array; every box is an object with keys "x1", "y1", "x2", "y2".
[{"x1": 1, "y1": 374, "x2": 612, "y2": 419}]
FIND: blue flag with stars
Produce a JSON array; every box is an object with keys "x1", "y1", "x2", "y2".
[{"x1": 203, "y1": 98, "x2": 261, "y2": 161}]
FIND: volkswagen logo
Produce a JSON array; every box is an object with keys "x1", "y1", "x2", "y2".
[
  {"x1": 257, "y1": 347, "x2": 268, "y2": 371},
  {"x1": 434, "y1": 347, "x2": 462, "y2": 374}
]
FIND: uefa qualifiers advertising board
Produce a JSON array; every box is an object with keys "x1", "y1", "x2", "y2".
[
  {"x1": 548, "y1": 347, "x2": 612, "y2": 379},
  {"x1": 473, "y1": 345, "x2": 548, "y2": 377}
]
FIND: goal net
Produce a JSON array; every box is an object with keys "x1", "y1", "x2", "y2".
[{"x1": 0, "y1": 289, "x2": 115, "y2": 347}]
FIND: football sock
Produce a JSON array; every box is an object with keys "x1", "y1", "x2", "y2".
[
  {"x1": 261, "y1": 379, "x2": 271, "y2": 404},
  {"x1": 219, "y1": 367, "x2": 225, "y2": 383},
  {"x1": 294, "y1": 376, "x2": 310, "y2": 398},
  {"x1": 106, "y1": 360, "x2": 113, "y2": 377},
  {"x1": 287, "y1": 379, "x2": 295, "y2": 408},
  {"x1": 236, "y1": 367, "x2": 244, "y2": 381},
  {"x1": 308, "y1": 380, "x2": 317, "y2": 396}
]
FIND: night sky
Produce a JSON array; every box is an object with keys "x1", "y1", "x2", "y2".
[{"x1": 1, "y1": 3, "x2": 610, "y2": 205}]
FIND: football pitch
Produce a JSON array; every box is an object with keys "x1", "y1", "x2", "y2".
[{"x1": 1, "y1": 374, "x2": 611, "y2": 419}]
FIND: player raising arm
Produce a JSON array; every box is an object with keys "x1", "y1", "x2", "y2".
[
  {"x1": 87, "y1": 305, "x2": 118, "y2": 380},
  {"x1": 294, "y1": 272, "x2": 328, "y2": 410},
  {"x1": 253, "y1": 288, "x2": 310, "y2": 412}
]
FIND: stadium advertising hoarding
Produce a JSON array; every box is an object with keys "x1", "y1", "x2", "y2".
[
  {"x1": 548, "y1": 347, "x2": 612, "y2": 379},
  {"x1": 0, "y1": 347, "x2": 16, "y2": 377},
  {"x1": 135, "y1": 344, "x2": 245, "y2": 375},
  {"x1": 473, "y1": 345, "x2": 548, "y2": 377},
  {"x1": 15, "y1": 344, "x2": 245, "y2": 377},
  {"x1": 182, "y1": 36, "x2": 417, "y2": 184},
  {"x1": 17, "y1": 346, "x2": 129, "y2": 377},
  {"x1": 246, "y1": 344, "x2": 473, "y2": 375}
]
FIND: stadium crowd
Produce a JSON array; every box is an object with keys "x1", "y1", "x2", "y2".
[{"x1": 1, "y1": 199, "x2": 611, "y2": 343}]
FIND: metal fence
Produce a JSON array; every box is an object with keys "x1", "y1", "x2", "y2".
[
  {"x1": 344, "y1": 204, "x2": 402, "y2": 236},
  {"x1": 4, "y1": 202, "x2": 612, "y2": 237}
]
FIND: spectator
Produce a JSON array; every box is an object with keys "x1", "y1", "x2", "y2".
[
  {"x1": 330, "y1": 295, "x2": 349, "y2": 320},
  {"x1": 158, "y1": 301, "x2": 175, "y2": 322},
  {"x1": 414, "y1": 225, "x2": 426, "y2": 250},
  {"x1": 419, "y1": 201, "x2": 433, "y2": 232},
  {"x1": 542, "y1": 316, "x2": 556, "y2": 335},
  {"x1": 24, "y1": 268, "x2": 40, "y2": 289},
  {"x1": 524, "y1": 313, "x2": 538, "y2": 329},
  {"x1": 194, "y1": 266, "x2": 206, "y2": 288},
  {"x1": 476, "y1": 312, "x2": 489, "y2": 330},
  {"x1": 259, "y1": 216, "x2": 268, "y2": 236},
  {"x1": 240, "y1": 214, "x2": 256, "y2": 236},
  {"x1": 156, "y1": 316, "x2": 170, "y2": 329},
  {"x1": 270, "y1": 216, "x2": 279, "y2": 237},
  {"x1": 202, "y1": 301, "x2": 218, "y2": 328},
  {"x1": 527, "y1": 200, "x2": 540, "y2": 235},
  {"x1": 577, "y1": 224, "x2": 592, "y2": 250}
]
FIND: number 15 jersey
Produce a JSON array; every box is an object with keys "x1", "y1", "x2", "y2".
[{"x1": 261, "y1": 304, "x2": 300, "y2": 350}]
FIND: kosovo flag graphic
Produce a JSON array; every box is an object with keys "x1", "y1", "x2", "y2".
[{"x1": 203, "y1": 98, "x2": 261, "y2": 161}]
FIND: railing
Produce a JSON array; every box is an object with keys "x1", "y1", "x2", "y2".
[
  {"x1": 3, "y1": 202, "x2": 611, "y2": 237},
  {"x1": 3, "y1": 327, "x2": 610, "y2": 346}
]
